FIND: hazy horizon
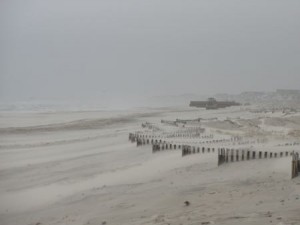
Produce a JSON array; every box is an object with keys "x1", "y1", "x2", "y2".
[{"x1": 1, "y1": 0, "x2": 299, "y2": 103}]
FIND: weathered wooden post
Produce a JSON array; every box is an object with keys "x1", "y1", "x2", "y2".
[
  {"x1": 252, "y1": 151, "x2": 256, "y2": 159},
  {"x1": 241, "y1": 150, "x2": 245, "y2": 161},
  {"x1": 291, "y1": 152, "x2": 299, "y2": 179},
  {"x1": 182, "y1": 146, "x2": 186, "y2": 157},
  {"x1": 231, "y1": 149, "x2": 234, "y2": 162},
  {"x1": 136, "y1": 138, "x2": 141, "y2": 146},
  {"x1": 247, "y1": 151, "x2": 250, "y2": 160},
  {"x1": 202, "y1": 147, "x2": 205, "y2": 153},
  {"x1": 152, "y1": 143, "x2": 160, "y2": 153},
  {"x1": 225, "y1": 149, "x2": 229, "y2": 162},
  {"x1": 218, "y1": 149, "x2": 222, "y2": 166},
  {"x1": 188, "y1": 146, "x2": 191, "y2": 155},
  {"x1": 259, "y1": 151, "x2": 262, "y2": 159},
  {"x1": 236, "y1": 149, "x2": 239, "y2": 161},
  {"x1": 264, "y1": 151, "x2": 268, "y2": 158},
  {"x1": 270, "y1": 152, "x2": 273, "y2": 158},
  {"x1": 218, "y1": 148, "x2": 226, "y2": 166}
]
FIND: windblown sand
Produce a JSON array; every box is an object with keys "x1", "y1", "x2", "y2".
[{"x1": 0, "y1": 106, "x2": 300, "y2": 225}]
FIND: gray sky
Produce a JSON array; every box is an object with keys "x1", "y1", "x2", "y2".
[{"x1": 1, "y1": 0, "x2": 299, "y2": 102}]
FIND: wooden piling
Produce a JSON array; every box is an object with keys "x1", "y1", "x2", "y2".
[
  {"x1": 225, "y1": 149, "x2": 229, "y2": 162},
  {"x1": 292, "y1": 152, "x2": 299, "y2": 179}
]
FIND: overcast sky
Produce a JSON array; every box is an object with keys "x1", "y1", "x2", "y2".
[{"x1": 1, "y1": 0, "x2": 299, "y2": 102}]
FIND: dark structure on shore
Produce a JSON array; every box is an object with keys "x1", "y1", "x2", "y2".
[{"x1": 190, "y1": 98, "x2": 240, "y2": 110}]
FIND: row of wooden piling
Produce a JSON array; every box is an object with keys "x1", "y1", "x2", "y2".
[
  {"x1": 152, "y1": 143, "x2": 182, "y2": 153},
  {"x1": 182, "y1": 145, "x2": 215, "y2": 156},
  {"x1": 217, "y1": 148, "x2": 292, "y2": 166},
  {"x1": 180, "y1": 143, "x2": 292, "y2": 162},
  {"x1": 129, "y1": 133, "x2": 243, "y2": 147}
]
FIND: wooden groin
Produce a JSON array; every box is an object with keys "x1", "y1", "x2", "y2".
[
  {"x1": 152, "y1": 142, "x2": 181, "y2": 153},
  {"x1": 217, "y1": 149, "x2": 292, "y2": 166},
  {"x1": 182, "y1": 145, "x2": 215, "y2": 157}
]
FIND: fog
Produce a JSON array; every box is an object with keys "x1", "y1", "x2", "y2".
[{"x1": 1, "y1": 0, "x2": 299, "y2": 104}]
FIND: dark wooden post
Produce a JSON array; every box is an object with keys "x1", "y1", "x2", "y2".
[
  {"x1": 247, "y1": 151, "x2": 250, "y2": 160},
  {"x1": 259, "y1": 151, "x2": 262, "y2": 159},
  {"x1": 218, "y1": 149, "x2": 223, "y2": 166},
  {"x1": 292, "y1": 153, "x2": 299, "y2": 179},
  {"x1": 252, "y1": 151, "x2": 256, "y2": 159},
  {"x1": 225, "y1": 149, "x2": 229, "y2": 162},
  {"x1": 236, "y1": 149, "x2": 239, "y2": 161}
]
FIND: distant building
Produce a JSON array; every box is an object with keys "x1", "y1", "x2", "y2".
[{"x1": 190, "y1": 98, "x2": 240, "y2": 110}]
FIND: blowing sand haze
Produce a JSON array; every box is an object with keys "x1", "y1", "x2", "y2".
[
  {"x1": 1, "y1": 0, "x2": 300, "y2": 225},
  {"x1": 1, "y1": 105, "x2": 300, "y2": 225}
]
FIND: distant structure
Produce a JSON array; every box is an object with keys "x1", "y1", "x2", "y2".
[{"x1": 190, "y1": 98, "x2": 240, "y2": 110}]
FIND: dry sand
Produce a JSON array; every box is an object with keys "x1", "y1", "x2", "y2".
[{"x1": 0, "y1": 106, "x2": 300, "y2": 225}]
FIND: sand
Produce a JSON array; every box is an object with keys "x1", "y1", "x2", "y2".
[{"x1": 0, "y1": 106, "x2": 300, "y2": 225}]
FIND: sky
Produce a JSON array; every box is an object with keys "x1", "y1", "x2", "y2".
[{"x1": 0, "y1": 0, "x2": 299, "y2": 102}]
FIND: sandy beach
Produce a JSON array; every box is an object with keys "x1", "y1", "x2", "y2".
[{"x1": 0, "y1": 106, "x2": 300, "y2": 225}]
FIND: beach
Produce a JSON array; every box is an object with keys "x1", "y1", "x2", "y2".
[{"x1": 0, "y1": 106, "x2": 300, "y2": 225}]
